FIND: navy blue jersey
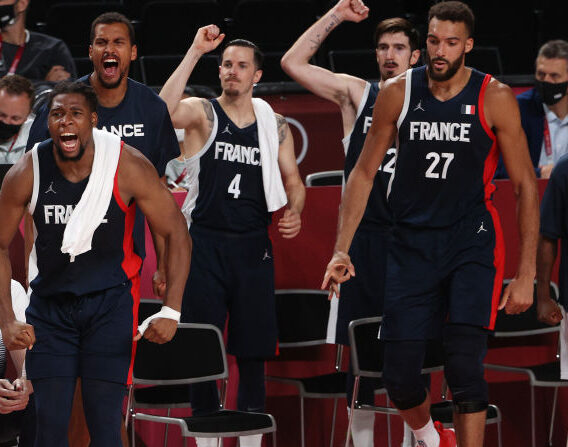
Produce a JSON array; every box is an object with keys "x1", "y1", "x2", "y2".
[
  {"x1": 344, "y1": 82, "x2": 395, "y2": 229},
  {"x1": 540, "y1": 155, "x2": 568, "y2": 307},
  {"x1": 28, "y1": 140, "x2": 141, "y2": 297},
  {"x1": 391, "y1": 66, "x2": 498, "y2": 228},
  {"x1": 184, "y1": 99, "x2": 271, "y2": 233},
  {"x1": 26, "y1": 76, "x2": 180, "y2": 260}
]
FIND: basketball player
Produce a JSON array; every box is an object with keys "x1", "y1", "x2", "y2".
[
  {"x1": 322, "y1": 2, "x2": 539, "y2": 446},
  {"x1": 0, "y1": 82, "x2": 190, "y2": 447},
  {"x1": 282, "y1": 1, "x2": 420, "y2": 443},
  {"x1": 159, "y1": 26, "x2": 305, "y2": 447}
]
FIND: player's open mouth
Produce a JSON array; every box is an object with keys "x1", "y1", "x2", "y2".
[
  {"x1": 60, "y1": 133, "x2": 78, "y2": 151},
  {"x1": 103, "y1": 58, "x2": 119, "y2": 77}
]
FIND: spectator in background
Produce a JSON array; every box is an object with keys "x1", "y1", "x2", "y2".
[
  {"x1": 0, "y1": 280, "x2": 34, "y2": 447},
  {"x1": 165, "y1": 129, "x2": 190, "y2": 191},
  {"x1": 0, "y1": 74, "x2": 34, "y2": 164},
  {"x1": 496, "y1": 40, "x2": 568, "y2": 179},
  {"x1": 0, "y1": 0, "x2": 76, "y2": 82}
]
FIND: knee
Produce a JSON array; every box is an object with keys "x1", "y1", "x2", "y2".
[
  {"x1": 443, "y1": 324, "x2": 489, "y2": 413},
  {"x1": 383, "y1": 341, "x2": 427, "y2": 410}
]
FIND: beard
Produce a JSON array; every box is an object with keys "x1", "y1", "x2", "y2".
[
  {"x1": 96, "y1": 70, "x2": 125, "y2": 89},
  {"x1": 54, "y1": 142, "x2": 86, "y2": 162},
  {"x1": 426, "y1": 51, "x2": 464, "y2": 82}
]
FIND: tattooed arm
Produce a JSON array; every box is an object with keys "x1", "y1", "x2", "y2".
[
  {"x1": 275, "y1": 113, "x2": 305, "y2": 239},
  {"x1": 281, "y1": 0, "x2": 369, "y2": 136}
]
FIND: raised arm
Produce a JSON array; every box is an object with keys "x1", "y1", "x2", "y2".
[
  {"x1": 486, "y1": 81, "x2": 540, "y2": 314},
  {"x1": 275, "y1": 114, "x2": 305, "y2": 239},
  {"x1": 119, "y1": 146, "x2": 191, "y2": 343},
  {"x1": 280, "y1": 0, "x2": 369, "y2": 131},
  {"x1": 322, "y1": 77, "x2": 404, "y2": 296},
  {"x1": 159, "y1": 25, "x2": 224, "y2": 129},
  {"x1": 0, "y1": 155, "x2": 35, "y2": 350}
]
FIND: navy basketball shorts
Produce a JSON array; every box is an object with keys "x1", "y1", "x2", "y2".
[
  {"x1": 329, "y1": 227, "x2": 388, "y2": 345},
  {"x1": 380, "y1": 207, "x2": 504, "y2": 340},
  {"x1": 26, "y1": 278, "x2": 140, "y2": 385},
  {"x1": 182, "y1": 225, "x2": 277, "y2": 358}
]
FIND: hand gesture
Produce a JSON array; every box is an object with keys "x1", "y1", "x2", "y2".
[
  {"x1": 278, "y1": 209, "x2": 301, "y2": 239},
  {"x1": 321, "y1": 251, "x2": 355, "y2": 299},
  {"x1": 499, "y1": 276, "x2": 533, "y2": 314},
  {"x1": 152, "y1": 270, "x2": 166, "y2": 298},
  {"x1": 191, "y1": 25, "x2": 225, "y2": 55},
  {"x1": 333, "y1": 0, "x2": 369, "y2": 23},
  {"x1": 0, "y1": 378, "x2": 29, "y2": 414},
  {"x1": 134, "y1": 318, "x2": 177, "y2": 344},
  {"x1": 537, "y1": 296, "x2": 563, "y2": 326},
  {"x1": 1, "y1": 320, "x2": 35, "y2": 351}
]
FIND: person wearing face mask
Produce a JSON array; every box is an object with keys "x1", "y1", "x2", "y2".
[
  {"x1": 0, "y1": 0, "x2": 76, "y2": 82},
  {"x1": 495, "y1": 39, "x2": 568, "y2": 179},
  {"x1": 0, "y1": 74, "x2": 33, "y2": 164}
]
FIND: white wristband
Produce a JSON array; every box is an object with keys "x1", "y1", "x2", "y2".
[{"x1": 137, "y1": 305, "x2": 181, "y2": 336}]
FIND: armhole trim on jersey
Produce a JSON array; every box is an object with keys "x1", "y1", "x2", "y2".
[
  {"x1": 396, "y1": 68, "x2": 413, "y2": 129},
  {"x1": 113, "y1": 141, "x2": 128, "y2": 212},
  {"x1": 185, "y1": 106, "x2": 219, "y2": 161},
  {"x1": 478, "y1": 74, "x2": 496, "y2": 142},
  {"x1": 28, "y1": 143, "x2": 40, "y2": 215},
  {"x1": 342, "y1": 81, "x2": 371, "y2": 154}
]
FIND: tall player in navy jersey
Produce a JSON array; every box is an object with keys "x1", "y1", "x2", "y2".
[
  {"x1": 159, "y1": 26, "x2": 305, "y2": 447},
  {"x1": 323, "y1": 2, "x2": 539, "y2": 446},
  {"x1": 0, "y1": 82, "x2": 190, "y2": 446},
  {"x1": 282, "y1": 1, "x2": 420, "y2": 444}
]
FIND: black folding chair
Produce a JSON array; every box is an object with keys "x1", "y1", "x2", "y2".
[
  {"x1": 129, "y1": 322, "x2": 277, "y2": 446},
  {"x1": 305, "y1": 170, "x2": 343, "y2": 187},
  {"x1": 484, "y1": 280, "x2": 562, "y2": 447}
]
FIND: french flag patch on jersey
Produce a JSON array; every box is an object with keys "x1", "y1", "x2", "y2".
[{"x1": 461, "y1": 104, "x2": 476, "y2": 115}]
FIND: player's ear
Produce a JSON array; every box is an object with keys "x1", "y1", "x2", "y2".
[
  {"x1": 91, "y1": 112, "x2": 98, "y2": 128},
  {"x1": 410, "y1": 49, "x2": 421, "y2": 66},
  {"x1": 465, "y1": 37, "x2": 473, "y2": 54},
  {"x1": 253, "y1": 69, "x2": 263, "y2": 84}
]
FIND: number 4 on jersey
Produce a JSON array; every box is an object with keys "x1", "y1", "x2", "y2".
[{"x1": 228, "y1": 173, "x2": 242, "y2": 198}]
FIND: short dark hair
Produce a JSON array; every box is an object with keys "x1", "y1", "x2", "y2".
[
  {"x1": 90, "y1": 12, "x2": 135, "y2": 45},
  {"x1": 0, "y1": 74, "x2": 34, "y2": 104},
  {"x1": 538, "y1": 40, "x2": 568, "y2": 67},
  {"x1": 221, "y1": 39, "x2": 264, "y2": 70},
  {"x1": 428, "y1": 1, "x2": 475, "y2": 37},
  {"x1": 374, "y1": 17, "x2": 420, "y2": 52},
  {"x1": 47, "y1": 82, "x2": 99, "y2": 114}
]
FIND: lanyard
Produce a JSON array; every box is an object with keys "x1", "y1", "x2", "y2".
[
  {"x1": 7, "y1": 130, "x2": 19, "y2": 153},
  {"x1": 0, "y1": 33, "x2": 25, "y2": 75},
  {"x1": 543, "y1": 117, "x2": 552, "y2": 157}
]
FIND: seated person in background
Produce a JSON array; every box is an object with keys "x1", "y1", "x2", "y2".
[
  {"x1": 495, "y1": 40, "x2": 568, "y2": 179},
  {"x1": 0, "y1": 0, "x2": 76, "y2": 82},
  {"x1": 0, "y1": 280, "x2": 34, "y2": 447},
  {"x1": 0, "y1": 75, "x2": 34, "y2": 164}
]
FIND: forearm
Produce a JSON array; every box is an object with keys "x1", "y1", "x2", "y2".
[
  {"x1": 0, "y1": 249, "x2": 16, "y2": 329},
  {"x1": 282, "y1": 6, "x2": 344, "y2": 68},
  {"x1": 151, "y1": 231, "x2": 166, "y2": 274},
  {"x1": 334, "y1": 169, "x2": 373, "y2": 253},
  {"x1": 514, "y1": 180, "x2": 539, "y2": 280},
  {"x1": 536, "y1": 236, "x2": 557, "y2": 302},
  {"x1": 285, "y1": 180, "x2": 305, "y2": 214},
  {"x1": 159, "y1": 46, "x2": 203, "y2": 115},
  {"x1": 162, "y1": 228, "x2": 191, "y2": 312},
  {"x1": 9, "y1": 349, "x2": 26, "y2": 378}
]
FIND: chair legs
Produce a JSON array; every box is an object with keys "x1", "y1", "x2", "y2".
[
  {"x1": 164, "y1": 408, "x2": 171, "y2": 447},
  {"x1": 530, "y1": 385, "x2": 536, "y2": 447},
  {"x1": 345, "y1": 376, "x2": 360, "y2": 447},
  {"x1": 549, "y1": 387, "x2": 559, "y2": 447},
  {"x1": 330, "y1": 397, "x2": 338, "y2": 447},
  {"x1": 131, "y1": 415, "x2": 136, "y2": 447}
]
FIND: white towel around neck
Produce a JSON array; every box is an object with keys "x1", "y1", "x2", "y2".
[
  {"x1": 61, "y1": 128, "x2": 122, "y2": 262},
  {"x1": 252, "y1": 98, "x2": 287, "y2": 212}
]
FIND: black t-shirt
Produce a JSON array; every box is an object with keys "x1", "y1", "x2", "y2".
[{"x1": 0, "y1": 30, "x2": 76, "y2": 81}]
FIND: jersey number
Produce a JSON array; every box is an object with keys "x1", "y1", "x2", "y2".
[
  {"x1": 378, "y1": 148, "x2": 397, "y2": 174},
  {"x1": 228, "y1": 173, "x2": 242, "y2": 198},
  {"x1": 425, "y1": 152, "x2": 454, "y2": 179}
]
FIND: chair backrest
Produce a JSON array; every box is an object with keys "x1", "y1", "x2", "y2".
[
  {"x1": 348, "y1": 317, "x2": 445, "y2": 379},
  {"x1": 138, "y1": 298, "x2": 163, "y2": 323},
  {"x1": 328, "y1": 49, "x2": 378, "y2": 80},
  {"x1": 493, "y1": 280, "x2": 560, "y2": 337},
  {"x1": 305, "y1": 170, "x2": 343, "y2": 187},
  {"x1": 133, "y1": 323, "x2": 228, "y2": 385},
  {"x1": 465, "y1": 46, "x2": 504, "y2": 76},
  {"x1": 139, "y1": 54, "x2": 219, "y2": 89},
  {"x1": 275, "y1": 289, "x2": 330, "y2": 347}
]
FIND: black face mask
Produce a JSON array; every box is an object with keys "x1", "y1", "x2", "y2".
[
  {"x1": 535, "y1": 80, "x2": 568, "y2": 106},
  {"x1": 0, "y1": 120, "x2": 21, "y2": 141},
  {"x1": 0, "y1": 2, "x2": 16, "y2": 30}
]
